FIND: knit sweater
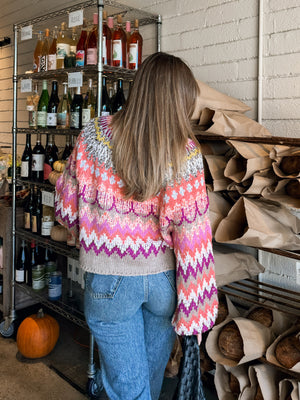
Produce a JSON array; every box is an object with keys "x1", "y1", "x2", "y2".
[{"x1": 55, "y1": 116, "x2": 218, "y2": 335}]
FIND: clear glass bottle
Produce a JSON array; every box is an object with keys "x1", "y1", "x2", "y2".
[
  {"x1": 48, "y1": 26, "x2": 58, "y2": 70},
  {"x1": 40, "y1": 28, "x2": 50, "y2": 72},
  {"x1": 86, "y1": 13, "x2": 98, "y2": 66},
  {"x1": 56, "y1": 22, "x2": 70, "y2": 69},
  {"x1": 57, "y1": 82, "x2": 70, "y2": 129},
  {"x1": 112, "y1": 15, "x2": 127, "y2": 68},
  {"x1": 27, "y1": 83, "x2": 39, "y2": 129},
  {"x1": 103, "y1": 10, "x2": 112, "y2": 66},
  {"x1": 82, "y1": 78, "x2": 96, "y2": 127},
  {"x1": 33, "y1": 31, "x2": 43, "y2": 73},
  {"x1": 65, "y1": 27, "x2": 78, "y2": 68},
  {"x1": 128, "y1": 19, "x2": 143, "y2": 70}
]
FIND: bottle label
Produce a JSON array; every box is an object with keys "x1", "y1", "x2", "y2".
[
  {"x1": 57, "y1": 112, "x2": 69, "y2": 128},
  {"x1": 16, "y1": 269, "x2": 25, "y2": 282},
  {"x1": 42, "y1": 221, "x2": 54, "y2": 236},
  {"x1": 21, "y1": 161, "x2": 29, "y2": 178},
  {"x1": 101, "y1": 111, "x2": 110, "y2": 116},
  {"x1": 113, "y1": 40, "x2": 122, "y2": 66},
  {"x1": 24, "y1": 212, "x2": 31, "y2": 230},
  {"x1": 37, "y1": 111, "x2": 47, "y2": 127},
  {"x1": 32, "y1": 154, "x2": 45, "y2": 172},
  {"x1": 76, "y1": 50, "x2": 85, "y2": 67},
  {"x1": 43, "y1": 163, "x2": 52, "y2": 181},
  {"x1": 103, "y1": 36, "x2": 107, "y2": 65},
  {"x1": 82, "y1": 108, "x2": 91, "y2": 126},
  {"x1": 28, "y1": 110, "x2": 37, "y2": 127},
  {"x1": 70, "y1": 111, "x2": 80, "y2": 129},
  {"x1": 86, "y1": 48, "x2": 97, "y2": 65},
  {"x1": 48, "y1": 54, "x2": 57, "y2": 70},
  {"x1": 129, "y1": 43, "x2": 138, "y2": 69},
  {"x1": 40, "y1": 55, "x2": 48, "y2": 72},
  {"x1": 32, "y1": 215, "x2": 38, "y2": 233},
  {"x1": 57, "y1": 43, "x2": 70, "y2": 60},
  {"x1": 47, "y1": 112, "x2": 57, "y2": 127}
]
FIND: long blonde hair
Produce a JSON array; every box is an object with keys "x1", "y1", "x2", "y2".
[{"x1": 111, "y1": 52, "x2": 199, "y2": 202}]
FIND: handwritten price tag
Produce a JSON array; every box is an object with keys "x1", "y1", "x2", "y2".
[
  {"x1": 68, "y1": 72, "x2": 83, "y2": 88},
  {"x1": 20, "y1": 25, "x2": 32, "y2": 41},
  {"x1": 41, "y1": 190, "x2": 55, "y2": 208},
  {"x1": 69, "y1": 10, "x2": 83, "y2": 28},
  {"x1": 20, "y1": 79, "x2": 32, "y2": 93}
]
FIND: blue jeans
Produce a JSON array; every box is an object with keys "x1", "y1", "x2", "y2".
[{"x1": 84, "y1": 271, "x2": 177, "y2": 400}]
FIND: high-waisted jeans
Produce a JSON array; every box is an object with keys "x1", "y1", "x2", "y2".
[{"x1": 84, "y1": 271, "x2": 177, "y2": 400}]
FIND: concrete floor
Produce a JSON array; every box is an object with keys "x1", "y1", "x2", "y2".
[{"x1": 0, "y1": 305, "x2": 218, "y2": 400}]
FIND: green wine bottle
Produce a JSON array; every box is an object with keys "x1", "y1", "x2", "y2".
[{"x1": 37, "y1": 80, "x2": 49, "y2": 128}]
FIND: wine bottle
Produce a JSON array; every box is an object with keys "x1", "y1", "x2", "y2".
[
  {"x1": 112, "y1": 15, "x2": 127, "y2": 68},
  {"x1": 33, "y1": 31, "x2": 43, "y2": 73},
  {"x1": 76, "y1": 20, "x2": 87, "y2": 67},
  {"x1": 31, "y1": 187, "x2": 42, "y2": 235},
  {"x1": 41, "y1": 205, "x2": 55, "y2": 237},
  {"x1": 16, "y1": 240, "x2": 30, "y2": 283},
  {"x1": 103, "y1": 10, "x2": 112, "y2": 66},
  {"x1": 52, "y1": 134, "x2": 58, "y2": 158},
  {"x1": 32, "y1": 133, "x2": 45, "y2": 182},
  {"x1": 125, "y1": 20, "x2": 131, "y2": 67},
  {"x1": 62, "y1": 134, "x2": 72, "y2": 160},
  {"x1": 57, "y1": 82, "x2": 70, "y2": 129},
  {"x1": 112, "y1": 78, "x2": 125, "y2": 113},
  {"x1": 65, "y1": 27, "x2": 77, "y2": 68},
  {"x1": 128, "y1": 19, "x2": 143, "y2": 70},
  {"x1": 70, "y1": 87, "x2": 83, "y2": 129},
  {"x1": 86, "y1": 13, "x2": 98, "y2": 66},
  {"x1": 56, "y1": 22, "x2": 70, "y2": 69},
  {"x1": 48, "y1": 26, "x2": 58, "y2": 70},
  {"x1": 28, "y1": 240, "x2": 36, "y2": 286},
  {"x1": 37, "y1": 80, "x2": 49, "y2": 128},
  {"x1": 21, "y1": 134, "x2": 32, "y2": 180},
  {"x1": 101, "y1": 76, "x2": 112, "y2": 116},
  {"x1": 40, "y1": 28, "x2": 50, "y2": 72},
  {"x1": 44, "y1": 134, "x2": 58, "y2": 182},
  {"x1": 24, "y1": 185, "x2": 34, "y2": 230},
  {"x1": 27, "y1": 83, "x2": 39, "y2": 129},
  {"x1": 82, "y1": 78, "x2": 96, "y2": 127},
  {"x1": 47, "y1": 80, "x2": 59, "y2": 128}
]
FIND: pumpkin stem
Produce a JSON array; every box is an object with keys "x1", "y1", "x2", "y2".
[{"x1": 37, "y1": 308, "x2": 44, "y2": 318}]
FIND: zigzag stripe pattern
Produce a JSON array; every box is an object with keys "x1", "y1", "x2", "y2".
[{"x1": 55, "y1": 116, "x2": 219, "y2": 335}]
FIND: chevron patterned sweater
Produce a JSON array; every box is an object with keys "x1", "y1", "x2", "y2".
[{"x1": 55, "y1": 116, "x2": 218, "y2": 335}]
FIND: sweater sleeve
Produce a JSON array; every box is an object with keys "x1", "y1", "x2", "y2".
[
  {"x1": 55, "y1": 138, "x2": 80, "y2": 239},
  {"x1": 160, "y1": 145, "x2": 218, "y2": 336}
]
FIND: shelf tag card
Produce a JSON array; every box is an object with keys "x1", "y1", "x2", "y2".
[
  {"x1": 20, "y1": 25, "x2": 32, "y2": 41},
  {"x1": 68, "y1": 72, "x2": 83, "y2": 88},
  {"x1": 69, "y1": 10, "x2": 83, "y2": 28},
  {"x1": 41, "y1": 190, "x2": 55, "y2": 208},
  {"x1": 20, "y1": 79, "x2": 32, "y2": 93}
]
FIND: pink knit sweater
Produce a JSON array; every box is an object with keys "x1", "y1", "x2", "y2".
[{"x1": 55, "y1": 116, "x2": 218, "y2": 335}]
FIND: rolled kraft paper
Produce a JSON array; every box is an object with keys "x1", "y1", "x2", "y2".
[
  {"x1": 214, "y1": 363, "x2": 250, "y2": 400},
  {"x1": 240, "y1": 364, "x2": 279, "y2": 400},
  {"x1": 279, "y1": 379, "x2": 299, "y2": 400}
]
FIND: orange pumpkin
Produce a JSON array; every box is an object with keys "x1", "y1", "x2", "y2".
[{"x1": 16, "y1": 309, "x2": 59, "y2": 359}]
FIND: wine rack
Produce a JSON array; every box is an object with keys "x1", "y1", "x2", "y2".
[{"x1": 6, "y1": 0, "x2": 161, "y2": 392}]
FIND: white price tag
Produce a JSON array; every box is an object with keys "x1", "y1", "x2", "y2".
[
  {"x1": 41, "y1": 190, "x2": 55, "y2": 208},
  {"x1": 68, "y1": 72, "x2": 83, "y2": 88},
  {"x1": 69, "y1": 10, "x2": 83, "y2": 28},
  {"x1": 20, "y1": 25, "x2": 32, "y2": 41},
  {"x1": 20, "y1": 79, "x2": 32, "y2": 93}
]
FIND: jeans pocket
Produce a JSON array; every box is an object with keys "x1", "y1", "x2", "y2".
[
  {"x1": 85, "y1": 273, "x2": 123, "y2": 299},
  {"x1": 163, "y1": 270, "x2": 176, "y2": 293}
]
